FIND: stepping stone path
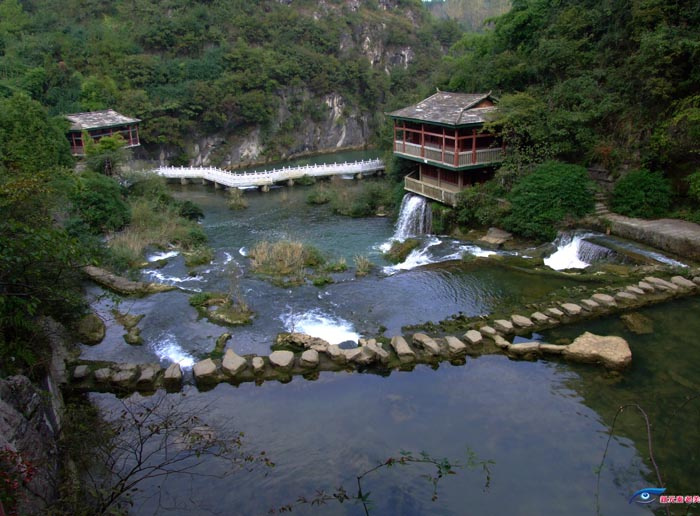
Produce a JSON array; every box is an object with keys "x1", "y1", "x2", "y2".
[
  {"x1": 412, "y1": 333, "x2": 441, "y2": 355},
  {"x1": 591, "y1": 293, "x2": 616, "y2": 306},
  {"x1": 222, "y1": 349, "x2": 247, "y2": 376},
  {"x1": 300, "y1": 349, "x2": 319, "y2": 368},
  {"x1": 531, "y1": 312, "x2": 550, "y2": 323},
  {"x1": 251, "y1": 356, "x2": 265, "y2": 374},
  {"x1": 511, "y1": 314, "x2": 533, "y2": 328},
  {"x1": 494, "y1": 319, "x2": 514, "y2": 333},
  {"x1": 269, "y1": 350, "x2": 295, "y2": 370},
  {"x1": 560, "y1": 303, "x2": 583, "y2": 316},
  {"x1": 444, "y1": 336, "x2": 467, "y2": 356},
  {"x1": 671, "y1": 276, "x2": 696, "y2": 289},
  {"x1": 580, "y1": 299, "x2": 599, "y2": 311},
  {"x1": 463, "y1": 330, "x2": 483, "y2": 345},
  {"x1": 391, "y1": 336, "x2": 416, "y2": 363},
  {"x1": 479, "y1": 325, "x2": 497, "y2": 337},
  {"x1": 545, "y1": 307, "x2": 564, "y2": 319}
]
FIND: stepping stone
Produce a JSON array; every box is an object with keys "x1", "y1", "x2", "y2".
[
  {"x1": 300, "y1": 349, "x2": 319, "y2": 368},
  {"x1": 637, "y1": 281, "x2": 655, "y2": 292},
  {"x1": 560, "y1": 303, "x2": 582, "y2": 316},
  {"x1": 671, "y1": 276, "x2": 696, "y2": 289},
  {"x1": 530, "y1": 312, "x2": 550, "y2": 324},
  {"x1": 644, "y1": 276, "x2": 679, "y2": 292},
  {"x1": 511, "y1": 314, "x2": 534, "y2": 328},
  {"x1": 539, "y1": 343, "x2": 567, "y2": 355},
  {"x1": 222, "y1": 349, "x2": 247, "y2": 376},
  {"x1": 625, "y1": 285, "x2": 645, "y2": 296},
  {"x1": 325, "y1": 345, "x2": 347, "y2": 364},
  {"x1": 479, "y1": 325, "x2": 497, "y2": 337},
  {"x1": 615, "y1": 291, "x2": 637, "y2": 303},
  {"x1": 580, "y1": 299, "x2": 599, "y2": 311},
  {"x1": 94, "y1": 368, "x2": 111, "y2": 383},
  {"x1": 545, "y1": 307, "x2": 564, "y2": 319},
  {"x1": 269, "y1": 350, "x2": 295, "y2": 370},
  {"x1": 73, "y1": 365, "x2": 89, "y2": 380},
  {"x1": 463, "y1": 330, "x2": 483, "y2": 345},
  {"x1": 493, "y1": 335, "x2": 510, "y2": 349},
  {"x1": 493, "y1": 319, "x2": 514, "y2": 333},
  {"x1": 251, "y1": 356, "x2": 265, "y2": 374},
  {"x1": 193, "y1": 358, "x2": 217, "y2": 380},
  {"x1": 412, "y1": 333, "x2": 441, "y2": 355},
  {"x1": 444, "y1": 336, "x2": 467, "y2": 356},
  {"x1": 343, "y1": 346, "x2": 375, "y2": 365},
  {"x1": 391, "y1": 336, "x2": 416, "y2": 363},
  {"x1": 508, "y1": 342, "x2": 540, "y2": 356},
  {"x1": 591, "y1": 293, "x2": 616, "y2": 307},
  {"x1": 112, "y1": 368, "x2": 137, "y2": 387},
  {"x1": 366, "y1": 341, "x2": 390, "y2": 364},
  {"x1": 562, "y1": 332, "x2": 631, "y2": 370},
  {"x1": 693, "y1": 276, "x2": 700, "y2": 286},
  {"x1": 164, "y1": 363, "x2": 182, "y2": 389},
  {"x1": 137, "y1": 364, "x2": 161, "y2": 389}
]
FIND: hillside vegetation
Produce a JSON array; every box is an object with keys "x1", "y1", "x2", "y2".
[{"x1": 424, "y1": 0, "x2": 511, "y2": 31}]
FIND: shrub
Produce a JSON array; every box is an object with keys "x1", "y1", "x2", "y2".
[
  {"x1": 306, "y1": 184, "x2": 334, "y2": 205},
  {"x1": 503, "y1": 161, "x2": 594, "y2": 240},
  {"x1": 179, "y1": 200, "x2": 204, "y2": 220},
  {"x1": 611, "y1": 168, "x2": 672, "y2": 218},
  {"x1": 384, "y1": 238, "x2": 420, "y2": 263},
  {"x1": 227, "y1": 189, "x2": 249, "y2": 210},
  {"x1": 455, "y1": 182, "x2": 509, "y2": 229},
  {"x1": 248, "y1": 240, "x2": 324, "y2": 278},
  {"x1": 353, "y1": 255, "x2": 372, "y2": 277},
  {"x1": 70, "y1": 172, "x2": 131, "y2": 233}
]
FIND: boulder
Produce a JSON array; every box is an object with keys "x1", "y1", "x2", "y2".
[
  {"x1": 511, "y1": 314, "x2": 533, "y2": 328},
  {"x1": 671, "y1": 276, "x2": 696, "y2": 289},
  {"x1": 615, "y1": 291, "x2": 637, "y2": 303},
  {"x1": 643, "y1": 276, "x2": 679, "y2": 292},
  {"x1": 164, "y1": 363, "x2": 183, "y2": 389},
  {"x1": 344, "y1": 346, "x2": 375, "y2": 365},
  {"x1": 493, "y1": 335, "x2": 510, "y2": 349},
  {"x1": 412, "y1": 333, "x2": 441, "y2": 355},
  {"x1": 94, "y1": 368, "x2": 111, "y2": 383},
  {"x1": 299, "y1": 349, "x2": 320, "y2": 368},
  {"x1": 222, "y1": 349, "x2": 247, "y2": 376},
  {"x1": 111, "y1": 365, "x2": 137, "y2": 388},
  {"x1": 390, "y1": 336, "x2": 416, "y2": 363},
  {"x1": 562, "y1": 332, "x2": 631, "y2": 370},
  {"x1": 269, "y1": 350, "x2": 295, "y2": 370},
  {"x1": 76, "y1": 313, "x2": 105, "y2": 345},
  {"x1": 193, "y1": 359, "x2": 218, "y2": 382},
  {"x1": 637, "y1": 281, "x2": 655, "y2": 292},
  {"x1": 620, "y1": 313, "x2": 654, "y2": 335},
  {"x1": 591, "y1": 293, "x2": 616, "y2": 307},
  {"x1": 73, "y1": 365, "x2": 89, "y2": 380},
  {"x1": 325, "y1": 345, "x2": 347, "y2": 364},
  {"x1": 479, "y1": 227, "x2": 513, "y2": 246},
  {"x1": 251, "y1": 356, "x2": 265, "y2": 374},
  {"x1": 625, "y1": 285, "x2": 645, "y2": 296},
  {"x1": 443, "y1": 336, "x2": 467, "y2": 356},
  {"x1": 275, "y1": 332, "x2": 330, "y2": 352},
  {"x1": 463, "y1": 330, "x2": 483, "y2": 345},
  {"x1": 493, "y1": 319, "x2": 514, "y2": 333},
  {"x1": 136, "y1": 364, "x2": 161, "y2": 389},
  {"x1": 508, "y1": 342, "x2": 540, "y2": 356},
  {"x1": 693, "y1": 276, "x2": 700, "y2": 286},
  {"x1": 366, "y1": 341, "x2": 390, "y2": 364},
  {"x1": 560, "y1": 303, "x2": 582, "y2": 316}
]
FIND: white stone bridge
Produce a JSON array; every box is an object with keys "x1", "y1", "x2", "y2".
[{"x1": 154, "y1": 158, "x2": 385, "y2": 190}]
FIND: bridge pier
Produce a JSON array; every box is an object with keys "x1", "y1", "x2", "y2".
[
  {"x1": 214, "y1": 182, "x2": 223, "y2": 190},
  {"x1": 260, "y1": 185, "x2": 270, "y2": 193},
  {"x1": 201, "y1": 178, "x2": 208, "y2": 186},
  {"x1": 286, "y1": 178, "x2": 294, "y2": 187},
  {"x1": 355, "y1": 173, "x2": 364, "y2": 180},
  {"x1": 180, "y1": 178, "x2": 189, "y2": 185}
]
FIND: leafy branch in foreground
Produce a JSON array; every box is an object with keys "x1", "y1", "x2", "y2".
[
  {"x1": 269, "y1": 449, "x2": 494, "y2": 515},
  {"x1": 57, "y1": 392, "x2": 274, "y2": 515}
]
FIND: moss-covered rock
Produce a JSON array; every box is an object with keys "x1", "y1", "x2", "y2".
[
  {"x1": 384, "y1": 238, "x2": 420, "y2": 264},
  {"x1": 76, "y1": 313, "x2": 105, "y2": 345}
]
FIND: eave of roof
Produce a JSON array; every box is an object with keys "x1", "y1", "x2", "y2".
[{"x1": 386, "y1": 91, "x2": 497, "y2": 126}]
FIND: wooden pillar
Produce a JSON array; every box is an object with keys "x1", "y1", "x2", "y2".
[
  {"x1": 453, "y1": 129, "x2": 459, "y2": 167},
  {"x1": 402, "y1": 121, "x2": 406, "y2": 153},
  {"x1": 393, "y1": 122, "x2": 397, "y2": 151},
  {"x1": 420, "y1": 124, "x2": 425, "y2": 157},
  {"x1": 441, "y1": 128, "x2": 445, "y2": 164}
]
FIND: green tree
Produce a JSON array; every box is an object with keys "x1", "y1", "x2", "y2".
[
  {"x1": 611, "y1": 169, "x2": 672, "y2": 218},
  {"x1": 85, "y1": 134, "x2": 128, "y2": 176}
]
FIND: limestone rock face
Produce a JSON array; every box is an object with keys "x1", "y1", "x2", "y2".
[
  {"x1": 222, "y1": 349, "x2": 247, "y2": 376},
  {"x1": 76, "y1": 313, "x2": 105, "y2": 345},
  {"x1": 412, "y1": 333, "x2": 441, "y2": 355},
  {"x1": 269, "y1": 350, "x2": 295, "y2": 370},
  {"x1": 390, "y1": 336, "x2": 416, "y2": 363},
  {"x1": 563, "y1": 332, "x2": 631, "y2": 370}
]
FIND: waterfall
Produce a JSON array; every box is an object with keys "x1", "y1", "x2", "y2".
[
  {"x1": 544, "y1": 232, "x2": 613, "y2": 270},
  {"x1": 393, "y1": 194, "x2": 432, "y2": 240}
]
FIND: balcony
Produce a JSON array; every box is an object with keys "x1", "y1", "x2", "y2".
[
  {"x1": 394, "y1": 141, "x2": 504, "y2": 169},
  {"x1": 404, "y1": 173, "x2": 461, "y2": 207}
]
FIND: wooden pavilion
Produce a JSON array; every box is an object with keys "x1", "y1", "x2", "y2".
[
  {"x1": 387, "y1": 91, "x2": 504, "y2": 206},
  {"x1": 65, "y1": 109, "x2": 141, "y2": 156}
]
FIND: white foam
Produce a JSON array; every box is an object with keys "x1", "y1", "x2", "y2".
[
  {"x1": 239, "y1": 247, "x2": 248, "y2": 257},
  {"x1": 544, "y1": 234, "x2": 590, "y2": 270},
  {"x1": 382, "y1": 237, "x2": 442, "y2": 275},
  {"x1": 280, "y1": 309, "x2": 359, "y2": 345},
  {"x1": 152, "y1": 333, "x2": 195, "y2": 368},
  {"x1": 143, "y1": 270, "x2": 204, "y2": 284},
  {"x1": 223, "y1": 252, "x2": 234, "y2": 264},
  {"x1": 460, "y1": 245, "x2": 497, "y2": 258},
  {"x1": 147, "y1": 250, "x2": 179, "y2": 262}
]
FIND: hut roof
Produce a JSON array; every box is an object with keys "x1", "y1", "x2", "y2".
[
  {"x1": 65, "y1": 110, "x2": 140, "y2": 131},
  {"x1": 387, "y1": 91, "x2": 497, "y2": 126}
]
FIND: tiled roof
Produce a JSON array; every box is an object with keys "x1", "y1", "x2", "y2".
[
  {"x1": 65, "y1": 110, "x2": 140, "y2": 130},
  {"x1": 387, "y1": 91, "x2": 497, "y2": 126}
]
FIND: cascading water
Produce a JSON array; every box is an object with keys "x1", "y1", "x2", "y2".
[
  {"x1": 544, "y1": 232, "x2": 614, "y2": 270},
  {"x1": 393, "y1": 194, "x2": 432, "y2": 240}
]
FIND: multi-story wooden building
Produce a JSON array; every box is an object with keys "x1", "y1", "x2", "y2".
[
  {"x1": 65, "y1": 109, "x2": 141, "y2": 156},
  {"x1": 388, "y1": 91, "x2": 504, "y2": 206}
]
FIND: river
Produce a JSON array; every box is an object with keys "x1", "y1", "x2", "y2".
[{"x1": 83, "y1": 164, "x2": 699, "y2": 515}]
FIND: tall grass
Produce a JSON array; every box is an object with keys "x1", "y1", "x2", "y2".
[{"x1": 249, "y1": 240, "x2": 325, "y2": 280}]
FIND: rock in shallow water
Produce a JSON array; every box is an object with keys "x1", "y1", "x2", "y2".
[
  {"x1": 269, "y1": 350, "x2": 295, "y2": 370},
  {"x1": 562, "y1": 332, "x2": 631, "y2": 370}
]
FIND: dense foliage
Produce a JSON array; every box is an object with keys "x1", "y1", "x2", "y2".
[
  {"x1": 611, "y1": 169, "x2": 672, "y2": 218},
  {"x1": 0, "y1": 0, "x2": 461, "y2": 159},
  {"x1": 503, "y1": 161, "x2": 594, "y2": 240}
]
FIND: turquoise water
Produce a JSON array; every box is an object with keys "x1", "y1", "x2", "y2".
[{"x1": 84, "y1": 169, "x2": 699, "y2": 515}]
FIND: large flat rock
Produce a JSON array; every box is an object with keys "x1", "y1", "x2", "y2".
[
  {"x1": 222, "y1": 349, "x2": 247, "y2": 376},
  {"x1": 391, "y1": 336, "x2": 416, "y2": 363},
  {"x1": 269, "y1": 350, "x2": 295, "y2": 370},
  {"x1": 562, "y1": 332, "x2": 631, "y2": 370}
]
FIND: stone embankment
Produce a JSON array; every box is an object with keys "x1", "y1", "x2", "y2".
[{"x1": 66, "y1": 274, "x2": 700, "y2": 394}]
